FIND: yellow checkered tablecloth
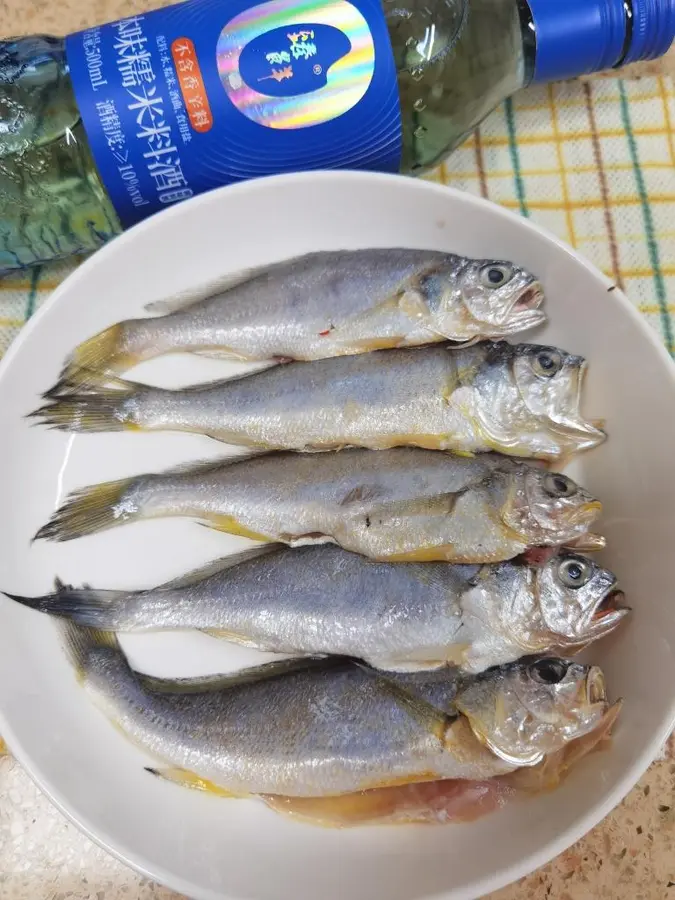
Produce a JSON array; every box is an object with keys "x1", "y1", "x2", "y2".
[
  {"x1": 438, "y1": 77, "x2": 675, "y2": 349},
  {"x1": 0, "y1": 75, "x2": 674, "y2": 356},
  {"x1": 437, "y1": 76, "x2": 675, "y2": 352},
  {"x1": 1, "y1": 71, "x2": 675, "y2": 900}
]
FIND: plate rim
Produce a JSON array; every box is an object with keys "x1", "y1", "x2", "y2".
[{"x1": 1, "y1": 169, "x2": 674, "y2": 900}]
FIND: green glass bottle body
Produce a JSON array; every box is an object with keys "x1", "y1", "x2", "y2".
[{"x1": 0, "y1": 0, "x2": 529, "y2": 270}]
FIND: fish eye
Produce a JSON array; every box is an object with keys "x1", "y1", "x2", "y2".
[
  {"x1": 532, "y1": 349, "x2": 562, "y2": 379},
  {"x1": 480, "y1": 264, "x2": 513, "y2": 288},
  {"x1": 558, "y1": 556, "x2": 593, "y2": 589},
  {"x1": 543, "y1": 473, "x2": 578, "y2": 499},
  {"x1": 529, "y1": 658, "x2": 570, "y2": 685}
]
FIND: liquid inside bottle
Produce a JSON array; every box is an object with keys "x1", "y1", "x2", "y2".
[
  {"x1": 392, "y1": 0, "x2": 530, "y2": 173},
  {"x1": 0, "y1": 37, "x2": 121, "y2": 270},
  {"x1": 0, "y1": 0, "x2": 670, "y2": 271}
]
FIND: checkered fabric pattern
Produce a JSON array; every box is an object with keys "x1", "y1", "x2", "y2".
[
  {"x1": 1, "y1": 75, "x2": 674, "y2": 357},
  {"x1": 1, "y1": 73, "x2": 675, "y2": 899},
  {"x1": 437, "y1": 75, "x2": 675, "y2": 353}
]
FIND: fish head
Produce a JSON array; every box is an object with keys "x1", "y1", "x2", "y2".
[
  {"x1": 504, "y1": 468, "x2": 603, "y2": 546},
  {"x1": 512, "y1": 345, "x2": 606, "y2": 454},
  {"x1": 455, "y1": 656, "x2": 609, "y2": 767},
  {"x1": 535, "y1": 552, "x2": 629, "y2": 647},
  {"x1": 449, "y1": 260, "x2": 546, "y2": 338}
]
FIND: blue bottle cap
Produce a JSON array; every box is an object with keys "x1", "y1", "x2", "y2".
[
  {"x1": 528, "y1": 0, "x2": 628, "y2": 83},
  {"x1": 528, "y1": 0, "x2": 675, "y2": 84},
  {"x1": 623, "y1": 0, "x2": 675, "y2": 63}
]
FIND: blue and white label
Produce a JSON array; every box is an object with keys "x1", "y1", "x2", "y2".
[{"x1": 66, "y1": 0, "x2": 401, "y2": 227}]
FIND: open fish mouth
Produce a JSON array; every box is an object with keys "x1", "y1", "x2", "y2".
[
  {"x1": 515, "y1": 282, "x2": 545, "y2": 311},
  {"x1": 548, "y1": 420, "x2": 607, "y2": 453},
  {"x1": 592, "y1": 589, "x2": 630, "y2": 628},
  {"x1": 564, "y1": 532, "x2": 607, "y2": 553},
  {"x1": 509, "y1": 282, "x2": 547, "y2": 329},
  {"x1": 546, "y1": 362, "x2": 607, "y2": 450},
  {"x1": 585, "y1": 666, "x2": 608, "y2": 706}
]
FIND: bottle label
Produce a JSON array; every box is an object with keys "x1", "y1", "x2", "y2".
[{"x1": 66, "y1": 0, "x2": 401, "y2": 227}]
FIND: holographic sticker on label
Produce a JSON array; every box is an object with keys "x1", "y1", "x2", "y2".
[
  {"x1": 217, "y1": 0, "x2": 375, "y2": 129},
  {"x1": 66, "y1": 0, "x2": 400, "y2": 228},
  {"x1": 239, "y1": 25, "x2": 350, "y2": 96}
]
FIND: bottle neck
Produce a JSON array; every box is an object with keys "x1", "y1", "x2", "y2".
[
  {"x1": 524, "y1": 0, "x2": 632, "y2": 84},
  {"x1": 515, "y1": 0, "x2": 537, "y2": 87}
]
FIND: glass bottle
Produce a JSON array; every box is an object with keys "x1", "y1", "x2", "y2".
[{"x1": 0, "y1": 0, "x2": 673, "y2": 271}]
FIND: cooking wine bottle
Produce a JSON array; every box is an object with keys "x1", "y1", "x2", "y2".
[{"x1": 0, "y1": 0, "x2": 673, "y2": 271}]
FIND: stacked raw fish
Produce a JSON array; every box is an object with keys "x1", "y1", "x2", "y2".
[{"x1": 4, "y1": 248, "x2": 627, "y2": 826}]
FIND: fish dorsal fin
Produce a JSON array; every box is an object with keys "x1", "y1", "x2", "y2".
[
  {"x1": 138, "y1": 655, "x2": 337, "y2": 695},
  {"x1": 144, "y1": 266, "x2": 264, "y2": 316},
  {"x1": 48, "y1": 364, "x2": 282, "y2": 401},
  {"x1": 173, "y1": 364, "x2": 287, "y2": 392},
  {"x1": 41, "y1": 368, "x2": 138, "y2": 400},
  {"x1": 160, "y1": 450, "x2": 271, "y2": 479},
  {"x1": 158, "y1": 545, "x2": 283, "y2": 591},
  {"x1": 370, "y1": 492, "x2": 459, "y2": 520}
]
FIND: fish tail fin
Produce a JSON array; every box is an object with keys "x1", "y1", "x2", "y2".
[
  {"x1": 33, "y1": 477, "x2": 139, "y2": 543},
  {"x1": 52, "y1": 323, "x2": 142, "y2": 393},
  {"x1": 59, "y1": 618, "x2": 121, "y2": 681},
  {"x1": 29, "y1": 380, "x2": 140, "y2": 433},
  {"x1": 4, "y1": 577, "x2": 125, "y2": 629}
]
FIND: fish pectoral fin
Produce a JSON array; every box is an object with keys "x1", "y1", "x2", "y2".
[
  {"x1": 145, "y1": 766, "x2": 246, "y2": 798},
  {"x1": 353, "y1": 662, "x2": 454, "y2": 742},
  {"x1": 373, "y1": 492, "x2": 458, "y2": 520},
  {"x1": 329, "y1": 281, "x2": 435, "y2": 352},
  {"x1": 339, "y1": 484, "x2": 387, "y2": 507},
  {"x1": 345, "y1": 493, "x2": 461, "y2": 559}
]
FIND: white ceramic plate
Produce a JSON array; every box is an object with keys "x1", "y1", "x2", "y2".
[{"x1": 1, "y1": 172, "x2": 675, "y2": 900}]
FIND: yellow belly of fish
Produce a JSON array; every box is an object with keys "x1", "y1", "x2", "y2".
[
  {"x1": 357, "y1": 770, "x2": 442, "y2": 792},
  {"x1": 147, "y1": 765, "x2": 247, "y2": 798}
]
